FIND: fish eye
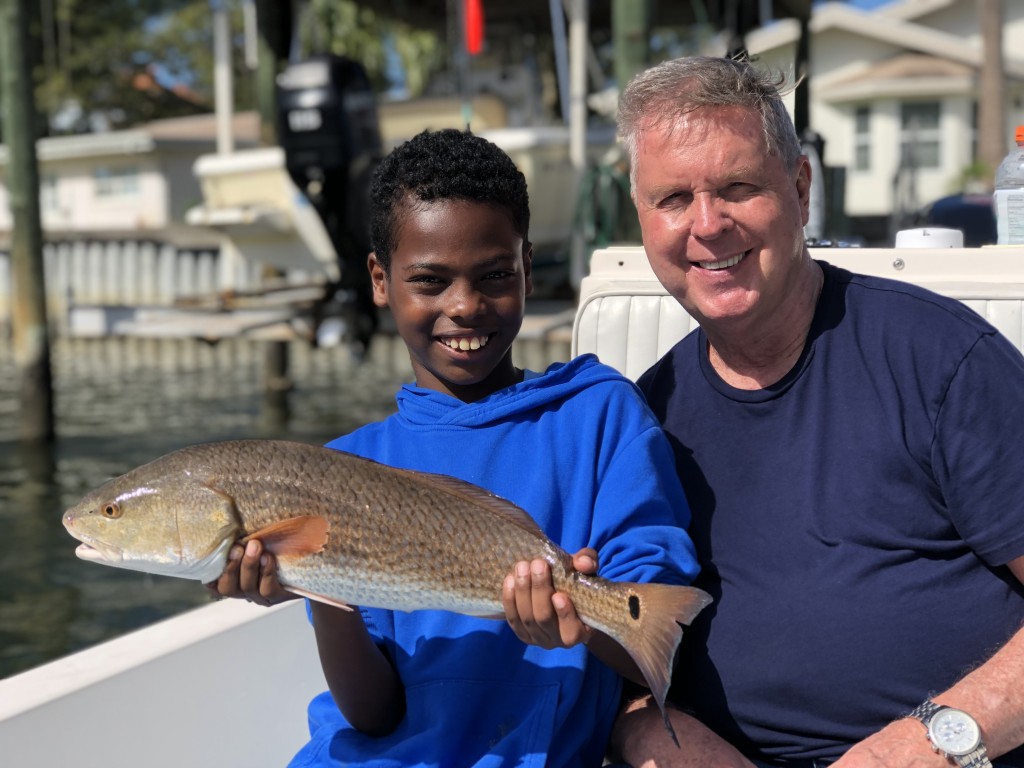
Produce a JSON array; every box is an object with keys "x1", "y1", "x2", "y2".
[{"x1": 101, "y1": 502, "x2": 122, "y2": 519}]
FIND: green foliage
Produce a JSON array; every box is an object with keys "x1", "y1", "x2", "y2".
[
  {"x1": 33, "y1": 0, "x2": 444, "y2": 135},
  {"x1": 35, "y1": 0, "x2": 202, "y2": 132},
  {"x1": 390, "y1": 26, "x2": 445, "y2": 97},
  {"x1": 949, "y1": 160, "x2": 994, "y2": 194},
  {"x1": 299, "y1": 0, "x2": 443, "y2": 96},
  {"x1": 143, "y1": 0, "x2": 257, "y2": 115}
]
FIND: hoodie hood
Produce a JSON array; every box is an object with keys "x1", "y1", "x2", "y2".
[{"x1": 392, "y1": 354, "x2": 628, "y2": 429}]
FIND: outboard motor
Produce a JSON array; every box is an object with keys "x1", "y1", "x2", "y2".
[{"x1": 277, "y1": 54, "x2": 382, "y2": 356}]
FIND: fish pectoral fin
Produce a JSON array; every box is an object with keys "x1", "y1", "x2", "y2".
[
  {"x1": 285, "y1": 586, "x2": 353, "y2": 612},
  {"x1": 242, "y1": 515, "x2": 329, "y2": 557}
]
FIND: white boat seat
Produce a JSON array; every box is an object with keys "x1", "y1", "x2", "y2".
[{"x1": 573, "y1": 246, "x2": 1024, "y2": 380}]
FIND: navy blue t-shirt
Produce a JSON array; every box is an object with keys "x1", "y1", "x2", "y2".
[{"x1": 639, "y1": 261, "x2": 1024, "y2": 764}]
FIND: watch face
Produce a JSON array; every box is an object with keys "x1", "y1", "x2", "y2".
[{"x1": 929, "y1": 708, "x2": 981, "y2": 756}]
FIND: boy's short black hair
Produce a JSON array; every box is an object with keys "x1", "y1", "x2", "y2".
[{"x1": 369, "y1": 128, "x2": 530, "y2": 273}]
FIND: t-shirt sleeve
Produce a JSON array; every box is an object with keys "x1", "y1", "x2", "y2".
[{"x1": 933, "y1": 331, "x2": 1024, "y2": 565}]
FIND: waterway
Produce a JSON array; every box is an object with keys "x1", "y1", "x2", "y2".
[{"x1": 0, "y1": 334, "x2": 416, "y2": 680}]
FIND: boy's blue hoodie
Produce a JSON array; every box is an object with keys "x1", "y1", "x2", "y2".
[{"x1": 289, "y1": 354, "x2": 698, "y2": 768}]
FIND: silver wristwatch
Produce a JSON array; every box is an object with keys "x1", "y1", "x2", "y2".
[{"x1": 908, "y1": 700, "x2": 992, "y2": 768}]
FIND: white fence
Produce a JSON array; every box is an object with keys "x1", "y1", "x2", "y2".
[
  {"x1": 0, "y1": 237, "x2": 572, "y2": 375},
  {"x1": 0, "y1": 239, "x2": 265, "y2": 332}
]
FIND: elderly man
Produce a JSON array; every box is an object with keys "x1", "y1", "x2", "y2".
[{"x1": 611, "y1": 55, "x2": 1024, "y2": 768}]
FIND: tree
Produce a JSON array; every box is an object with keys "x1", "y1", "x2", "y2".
[
  {"x1": 35, "y1": 0, "x2": 202, "y2": 133},
  {"x1": 299, "y1": 0, "x2": 444, "y2": 96},
  {"x1": 142, "y1": 0, "x2": 258, "y2": 117},
  {"x1": 1, "y1": 0, "x2": 53, "y2": 441},
  {"x1": 28, "y1": 0, "x2": 445, "y2": 135}
]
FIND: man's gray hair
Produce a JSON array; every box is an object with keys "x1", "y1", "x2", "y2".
[{"x1": 617, "y1": 56, "x2": 803, "y2": 181}]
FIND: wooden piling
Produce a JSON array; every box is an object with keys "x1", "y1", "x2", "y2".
[
  {"x1": 255, "y1": 0, "x2": 293, "y2": 431},
  {"x1": 0, "y1": 0, "x2": 54, "y2": 441}
]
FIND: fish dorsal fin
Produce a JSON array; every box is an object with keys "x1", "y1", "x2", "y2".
[
  {"x1": 400, "y1": 468, "x2": 548, "y2": 540},
  {"x1": 242, "y1": 515, "x2": 329, "y2": 557}
]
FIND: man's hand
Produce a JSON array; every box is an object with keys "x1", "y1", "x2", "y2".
[{"x1": 205, "y1": 539, "x2": 298, "y2": 606}]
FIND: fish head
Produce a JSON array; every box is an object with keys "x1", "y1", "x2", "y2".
[{"x1": 63, "y1": 471, "x2": 242, "y2": 584}]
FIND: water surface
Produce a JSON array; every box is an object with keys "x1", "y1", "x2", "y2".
[{"x1": 0, "y1": 335, "x2": 414, "y2": 680}]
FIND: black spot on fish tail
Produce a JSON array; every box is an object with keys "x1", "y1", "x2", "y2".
[{"x1": 629, "y1": 594, "x2": 641, "y2": 620}]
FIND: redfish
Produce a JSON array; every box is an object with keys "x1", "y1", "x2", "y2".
[{"x1": 63, "y1": 439, "x2": 710, "y2": 734}]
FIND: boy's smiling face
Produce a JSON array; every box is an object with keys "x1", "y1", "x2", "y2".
[{"x1": 370, "y1": 197, "x2": 532, "y2": 402}]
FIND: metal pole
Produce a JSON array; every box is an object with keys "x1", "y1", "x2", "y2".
[
  {"x1": 977, "y1": 0, "x2": 1006, "y2": 185},
  {"x1": 567, "y1": 0, "x2": 589, "y2": 289},
  {"x1": 793, "y1": 12, "x2": 811, "y2": 136},
  {"x1": 0, "y1": 0, "x2": 54, "y2": 442},
  {"x1": 612, "y1": 0, "x2": 649, "y2": 90},
  {"x1": 213, "y1": 1, "x2": 235, "y2": 155},
  {"x1": 549, "y1": 0, "x2": 570, "y2": 121}
]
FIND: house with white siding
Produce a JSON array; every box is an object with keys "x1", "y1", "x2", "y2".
[
  {"x1": 0, "y1": 111, "x2": 260, "y2": 243},
  {"x1": 2, "y1": 0, "x2": 1021, "y2": 250},
  {"x1": 748, "y1": 0, "x2": 1024, "y2": 243}
]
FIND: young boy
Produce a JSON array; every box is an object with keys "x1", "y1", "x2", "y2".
[{"x1": 211, "y1": 128, "x2": 699, "y2": 767}]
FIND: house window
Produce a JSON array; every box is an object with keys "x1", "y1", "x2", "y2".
[
  {"x1": 899, "y1": 102, "x2": 941, "y2": 169},
  {"x1": 854, "y1": 106, "x2": 871, "y2": 171},
  {"x1": 94, "y1": 166, "x2": 140, "y2": 197},
  {"x1": 40, "y1": 174, "x2": 59, "y2": 212}
]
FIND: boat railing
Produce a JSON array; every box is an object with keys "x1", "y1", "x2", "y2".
[{"x1": 0, "y1": 599, "x2": 324, "y2": 768}]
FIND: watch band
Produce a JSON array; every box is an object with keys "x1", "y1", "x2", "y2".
[
  {"x1": 961, "y1": 750, "x2": 994, "y2": 768},
  {"x1": 908, "y1": 698, "x2": 944, "y2": 724},
  {"x1": 907, "y1": 700, "x2": 993, "y2": 768}
]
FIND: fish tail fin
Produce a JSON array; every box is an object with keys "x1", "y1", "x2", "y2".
[{"x1": 611, "y1": 583, "x2": 712, "y2": 746}]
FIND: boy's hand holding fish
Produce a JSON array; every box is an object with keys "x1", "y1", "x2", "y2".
[
  {"x1": 206, "y1": 538, "x2": 298, "y2": 607},
  {"x1": 503, "y1": 553, "x2": 598, "y2": 650}
]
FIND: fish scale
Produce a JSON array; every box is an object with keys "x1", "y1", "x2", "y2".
[{"x1": 63, "y1": 438, "x2": 711, "y2": 740}]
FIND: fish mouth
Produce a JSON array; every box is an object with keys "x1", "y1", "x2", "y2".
[
  {"x1": 695, "y1": 250, "x2": 749, "y2": 271},
  {"x1": 64, "y1": 514, "x2": 123, "y2": 563},
  {"x1": 74, "y1": 540, "x2": 123, "y2": 564},
  {"x1": 71, "y1": 536, "x2": 232, "y2": 583},
  {"x1": 439, "y1": 334, "x2": 492, "y2": 352}
]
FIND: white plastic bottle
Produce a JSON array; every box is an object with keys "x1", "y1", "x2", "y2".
[{"x1": 993, "y1": 125, "x2": 1024, "y2": 245}]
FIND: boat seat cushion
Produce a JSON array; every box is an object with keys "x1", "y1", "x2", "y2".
[{"x1": 572, "y1": 247, "x2": 1024, "y2": 381}]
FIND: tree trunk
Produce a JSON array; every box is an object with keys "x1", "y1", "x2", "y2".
[{"x1": 0, "y1": 0, "x2": 54, "y2": 442}]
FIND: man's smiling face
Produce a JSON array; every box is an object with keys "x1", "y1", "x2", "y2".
[{"x1": 632, "y1": 105, "x2": 812, "y2": 334}]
